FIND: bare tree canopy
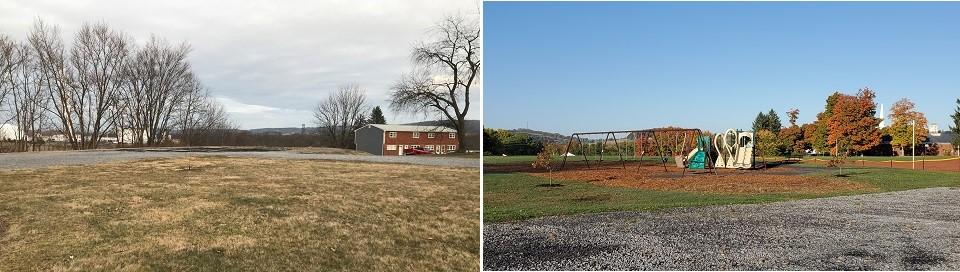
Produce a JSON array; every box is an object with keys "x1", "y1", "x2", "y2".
[
  {"x1": 390, "y1": 15, "x2": 479, "y2": 153},
  {"x1": 69, "y1": 22, "x2": 131, "y2": 149},
  {"x1": 1, "y1": 18, "x2": 233, "y2": 152},
  {"x1": 314, "y1": 84, "x2": 368, "y2": 148}
]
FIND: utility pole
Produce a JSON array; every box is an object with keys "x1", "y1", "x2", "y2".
[{"x1": 911, "y1": 120, "x2": 916, "y2": 169}]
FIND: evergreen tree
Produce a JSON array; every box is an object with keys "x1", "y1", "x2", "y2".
[
  {"x1": 752, "y1": 109, "x2": 782, "y2": 133},
  {"x1": 766, "y1": 109, "x2": 782, "y2": 133},
  {"x1": 369, "y1": 106, "x2": 387, "y2": 124},
  {"x1": 752, "y1": 112, "x2": 767, "y2": 132}
]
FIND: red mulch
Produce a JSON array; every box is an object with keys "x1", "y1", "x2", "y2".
[{"x1": 494, "y1": 161, "x2": 873, "y2": 194}]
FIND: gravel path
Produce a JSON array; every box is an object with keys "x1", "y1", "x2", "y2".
[
  {"x1": 0, "y1": 150, "x2": 479, "y2": 170},
  {"x1": 484, "y1": 187, "x2": 960, "y2": 270}
]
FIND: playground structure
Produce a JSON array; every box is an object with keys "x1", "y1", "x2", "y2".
[
  {"x1": 559, "y1": 127, "x2": 760, "y2": 176},
  {"x1": 713, "y1": 129, "x2": 757, "y2": 169},
  {"x1": 559, "y1": 128, "x2": 717, "y2": 177}
]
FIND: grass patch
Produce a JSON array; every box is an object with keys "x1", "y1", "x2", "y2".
[
  {"x1": 0, "y1": 156, "x2": 479, "y2": 271},
  {"x1": 484, "y1": 163, "x2": 960, "y2": 223}
]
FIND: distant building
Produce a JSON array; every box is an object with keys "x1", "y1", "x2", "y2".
[
  {"x1": 0, "y1": 124, "x2": 19, "y2": 141},
  {"x1": 354, "y1": 124, "x2": 458, "y2": 155},
  {"x1": 928, "y1": 123, "x2": 941, "y2": 137},
  {"x1": 927, "y1": 131, "x2": 957, "y2": 156}
]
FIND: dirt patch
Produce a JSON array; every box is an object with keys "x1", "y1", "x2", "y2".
[{"x1": 529, "y1": 164, "x2": 872, "y2": 194}]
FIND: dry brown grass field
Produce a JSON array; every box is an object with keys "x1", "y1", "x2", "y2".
[{"x1": 0, "y1": 156, "x2": 479, "y2": 271}]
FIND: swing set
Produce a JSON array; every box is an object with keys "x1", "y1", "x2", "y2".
[{"x1": 558, "y1": 128, "x2": 717, "y2": 177}]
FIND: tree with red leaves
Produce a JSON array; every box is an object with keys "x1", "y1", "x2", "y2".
[{"x1": 826, "y1": 88, "x2": 882, "y2": 156}]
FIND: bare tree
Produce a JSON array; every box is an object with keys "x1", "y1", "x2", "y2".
[
  {"x1": 314, "y1": 84, "x2": 368, "y2": 148},
  {"x1": 4, "y1": 41, "x2": 48, "y2": 151},
  {"x1": 176, "y1": 86, "x2": 233, "y2": 146},
  {"x1": 69, "y1": 22, "x2": 130, "y2": 149},
  {"x1": 117, "y1": 36, "x2": 193, "y2": 146},
  {"x1": 28, "y1": 19, "x2": 80, "y2": 149},
  {"x1": 390, "y1": 15, "x2": 479, "y2": 153},
  {"x1": 0, "y1": 35, "x2": 18, "y2": 120}
]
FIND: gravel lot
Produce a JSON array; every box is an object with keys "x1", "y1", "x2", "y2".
[
  {"x1": 484, "y1": 187, "x2": 960, "y2": 270},
  {"x1": 0, "y1": 150, "x2": 479, "y2": 170}
]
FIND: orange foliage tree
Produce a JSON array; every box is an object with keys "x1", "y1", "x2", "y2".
[{"x1": 826, "y1": 88, "x2": 882, "y2": 156}]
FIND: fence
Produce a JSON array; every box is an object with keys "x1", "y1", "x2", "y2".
[{"x1": 805, "y1": 157, "x2": 960, "y2": 172}]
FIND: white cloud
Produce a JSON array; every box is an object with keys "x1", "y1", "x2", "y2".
[{"x1": 0, "y1": 0, "x2": 482, "y2": 128}]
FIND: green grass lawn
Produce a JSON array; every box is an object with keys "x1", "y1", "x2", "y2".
[{"x1": 483, "y1": 164, "x2": 960, "y2": 223}]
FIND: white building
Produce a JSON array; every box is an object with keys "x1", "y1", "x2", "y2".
[
  {"x1": 928, "y1": 123, "x2": 941, "y2": 137},
  {"x1": 0, "y1": 124, "x2": 19, "y2": 140}
]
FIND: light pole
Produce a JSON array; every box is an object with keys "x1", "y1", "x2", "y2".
[{"x1": 911, "y1": 120, "x2": 916, "y2": 169}]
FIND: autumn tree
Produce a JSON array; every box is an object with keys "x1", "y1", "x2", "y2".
[
  {"x1": 805, "y1": 93, "x2": 843, "y2": 155},
  {"x1": 777, "y1": 108, "x2": 804, "y2": 154},
  {"x1": 786, "y1": 108, "x2": 799, "y2": 126},
  {"x1": 755, "y1": 129, "x2": 784, "y2": 157},
  {"x1": 885, "y1": 98, "x2": 928, "y2": 156},
  {"x1": 826, "y1": 88, "x2": 882, "y2": 156}
]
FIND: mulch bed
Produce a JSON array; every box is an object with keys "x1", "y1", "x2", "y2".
[{"x1": 522, "y1": 162, "x2": 872, "y2": 194}]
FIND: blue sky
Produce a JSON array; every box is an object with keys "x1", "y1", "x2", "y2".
[{"x1": 483, "y1": 2, "x2": 960, "y2": 136}]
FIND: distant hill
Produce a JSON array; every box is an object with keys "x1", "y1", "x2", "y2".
[
  {"x1": 248, "y1": 127, "x2": 316, "y2": 135},
  {"x1": 505, "y1": 128, "x2": 569, "y2": 143}
]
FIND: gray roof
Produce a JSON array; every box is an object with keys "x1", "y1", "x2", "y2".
[
  {"x1": 358, "y1": 124, "x2": 456, "y2": 133},
  {"x1": 928, "y1": 131, "x2": 957, "y2": 144}
]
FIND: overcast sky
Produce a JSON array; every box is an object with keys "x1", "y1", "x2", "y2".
[{"x1": 0, "y1": 0, "x2": 482, "y2": 129}]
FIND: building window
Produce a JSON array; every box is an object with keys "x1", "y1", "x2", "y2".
[
  {"x1": 428, "y1": 132, "x2": 435, "y2": 138},
  {"x1": 412, "y1": 145, "x2": 420, "y2": 148},
  {"x1": 447, "y1": 145, "x2": 456, "y2": 151},
  {"x1": 449, "y1": 132, "x2": 456, "y2": 139},
  {"x1": 425, "y1": 145, "x2": 434, "y2": 151},
  {"x1": 386, "y1": 145, "x2": 397, "y2": 151},
  {"x1": 388, "y1": 132, "x2": 396, "y2": 138},
  {"x1": 412, "y1": 132, "x2": 419, "y2": 138}
]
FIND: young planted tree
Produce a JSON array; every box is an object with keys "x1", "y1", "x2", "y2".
[
  {"x1": 390, "y1": 15, "x2": 479, "y2": 153},
  {"x1": 368, "y1": 106, "x2": 387, "y2": 124},
  {"x1": 314, "y1": 84, "x2": 368, "y2": 148},
  {"x1": 886, "y1": 98, "x2": 928, "y2": 156}
]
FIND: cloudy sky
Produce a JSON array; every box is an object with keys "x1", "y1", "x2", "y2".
[{"x1": 0, "y1": 0, "x2": 482, "y2": 129}]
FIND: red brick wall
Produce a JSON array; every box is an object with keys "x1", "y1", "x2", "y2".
[{"x1": 381, "y1": 131, "x2": 459, "y2": 156}]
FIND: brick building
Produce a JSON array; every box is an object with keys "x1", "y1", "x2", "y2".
[{"x1": 354, "y1": 124, "x2": 459, "y2": 155}]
